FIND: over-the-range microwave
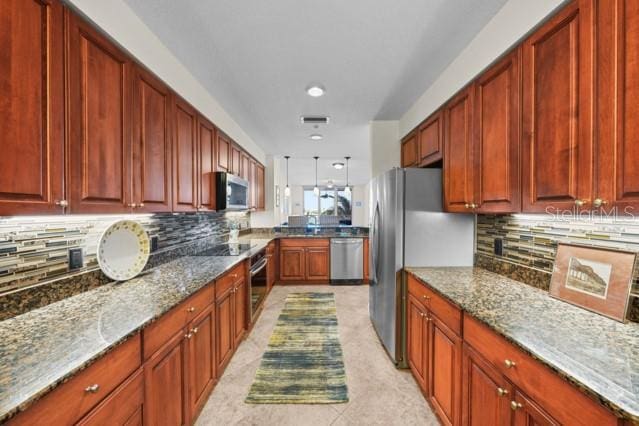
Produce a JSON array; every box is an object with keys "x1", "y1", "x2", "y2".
[{"x1": 214, "y1": 172, "x2": 249, "y2": 210}]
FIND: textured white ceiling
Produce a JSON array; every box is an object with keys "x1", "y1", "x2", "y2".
[{"x1": 123, "y1": 0, "x2": 507, "y2": 185}]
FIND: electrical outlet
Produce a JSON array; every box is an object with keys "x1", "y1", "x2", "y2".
[
  {"x1": 68, "y1": 248, "x2": 83, "y2": 270},
  {"x1": 494, "y1": 238, "x2": 503, "y2": 256},
  {"x1": 151, "y1": 236, "x2": 159, "y2": 252}
]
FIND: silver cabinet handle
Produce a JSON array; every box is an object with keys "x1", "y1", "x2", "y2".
[
  {"x1": 85, "y1": 384, "x2": 100, "y2": 393},
  {"x1": 55, "y1": 200, "x2": 69, "y2": 207}
]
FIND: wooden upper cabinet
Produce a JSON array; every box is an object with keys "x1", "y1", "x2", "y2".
[
  {"x1": 240, "y1": 152, "x2": 251, "y2": 181},
  {"x1": 256, "y1": 163, "x2": 266, "y2": 210},
  {"x1": 474, "y1": 48, "x2": 521, "y2": 213},
  {"x1": 231, "y1": 145, "x2": 242, "y2": 176},
  {"x1": 249, "y1": 159, "x2": 258, "y2": 209},
  {"x1": 444, "y1": 87, "x2": 475, "y2": 212},
  {"x1": 198, "y1": 115, "x2": 216, "y2": 211},
  {"x1": 401, "y1": 131, "x2": 419, "y2": 167},
  {"x1": 595, "y1": 0, "x2": 639, "y2": 211},
  {"x1": 66, "y1": 10, "x2": 132, "y2": 213},
  {"x1": 522, "y1": 0, "x2": 594, "y2": 213},
  {"x1": 172, "y1": 97, "x2": 198, "y2": 212},
  {"x1": 131, "y1": 66, "x2": 173, "y2": 213},
  {"x1": 0, "y1": 0, "x2": 65, "y2": 215},
  {"x1": 217, "y1": 132, "x2": 231, "y2": 172},
  {"x1": 418, "y1": 111, "x2": 444, "y2": 166}
]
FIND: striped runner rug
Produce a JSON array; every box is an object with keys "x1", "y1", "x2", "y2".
[{"x1": 245, "y1": 292, "x2": 348, "y2": 404}]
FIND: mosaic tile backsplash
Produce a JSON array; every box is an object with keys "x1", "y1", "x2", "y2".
[
  {"x1": 0, "y1": 212, "x2": 250, "y2": 295},
  {"x1": 476, "y1": 214, "x2": 639, "y2": 298}
]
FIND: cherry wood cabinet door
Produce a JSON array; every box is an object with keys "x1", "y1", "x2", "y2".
[
  {"x1": 249, "y1": 159, "x2": 258, "y2": 209},
  {"x1": 401, "y1": 131, "x2": 419, "y2": 167},
  {"x1": 305, "y1": 247, "x2": 330, "y2": 281},
  {"x1": 461, "y1": 344, "x2": 512, "y2": 426},
  {"x1": 256, "y1": 163, "x2": 266, "y2": 210},
  {"x1": 0, "y1": 0, "x2": 65, "y2": 215},
  {"x1": 144, "y1": 330, "x2": 188, "y2": 426},
  {"x1": 240, "y1": 153, "x2": 251, "y2": 181},
  {"x1": 132, "y1": 66, "x2": 173, "y2": 213},
  {"x1": 595, "y1": 0, "x2": 639, "y2": 211},
  {"x1": 522, "y1": 0, "x2": 594, "y2": 213},
  {"x1": 428, "y1": 314, "x2": 462, "y2": 426},
  {"x1": 215, "y1": 287, "x2": 234, "y2": 373},
  {"x1": 66, "y1": 10, "x2": 132, "y2": 213},
  {"x1": 231, "y1": 145, "x2": 242, "y2": 176},
  {"x1": 172, "y1": 98, "x2": 198, "y2": 212},
  {"x1": 418, "y1": 111, "x2": 444, "y2": 166},
  {"x1": 280, "y1": 248, "x2": 305, "y2": 281},
  {"x1": 77, "y1": 369, "x2": 144, "y2": 426},
  {"x1": 217, "y1": 132, "x2": 231, "y2": 172},
  {"x1": 444, "y1": 87, "x2": 475, "y2": 213},
  {"x1": 474, "y1": 48, "x2": 521, "y2": 213},
  {"x1": 233, "y1": 277, "x2": 247, "y2": 347},
  {"x1": 512, "y1": 389, "x2": 559, "y2": 426},
  {"x1": 187, "y1": 304, "x2": 216, "y2": 422},
  {"x1": 197, "y1": 116, "x2": 216, "y2": 211},
  {"x1": 407, "y1": 295, "x2": 429, "y2": 393}
]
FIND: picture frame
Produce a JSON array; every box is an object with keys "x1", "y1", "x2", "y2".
[{"x1": 550, "y1": 243, "x2": 636, "y2": 322}]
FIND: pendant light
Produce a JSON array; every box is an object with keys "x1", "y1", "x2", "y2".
[
  {"x1": 313, "y1": 156, "x2": 320, "y2": 196},
  {"x1": 284, "y1": 156, "x2": 291, "y2": 197},
  {"x1": 344, "y1": 156, "x2": 351, "y2": 194}
]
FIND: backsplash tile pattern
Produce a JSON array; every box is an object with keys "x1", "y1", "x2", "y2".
[
  {"x1": 476, "y1": 214, "x2": 639, "y2": 322},
  {"x1": 0, "y1": 212, "x2": 249, "y2": 295}
]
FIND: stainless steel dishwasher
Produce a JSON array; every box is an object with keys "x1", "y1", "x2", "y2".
[{"x1": 330, "y1": 238, "x2": 364, "y2": 284}]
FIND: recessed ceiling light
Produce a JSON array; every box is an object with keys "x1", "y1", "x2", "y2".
[
  {"x1": 306, "y1": 85, "x2": 325, "y2": 97},
  {"x1": 332, "y1": 162, "x2": 344, "y2": 170},
  {"x1": 309, "y1": 134, "x2": 323, "y2": 141}
]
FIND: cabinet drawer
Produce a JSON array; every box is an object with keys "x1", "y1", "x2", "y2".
[
  {"x1": 463, "y1": 316, "x2": 617, "y2": 426},
  {"x1": 280, "y1": 238, "x2": 329, "y2": 247},
  {"x1": 76, "y1": 368, "x2": 144, "y2": 426},
  {"x1": 143, "y1": 285, "x2": 214, "y2": 359},
  {"x1": 407, "y1": 273, "x2": 462, "y2": 335},
  {"x1": 9, "y1": 334, "x2": 141, "y2": 426},
  {"x1": 215, "y1": 262, "x2": 245, "y2": 300}
]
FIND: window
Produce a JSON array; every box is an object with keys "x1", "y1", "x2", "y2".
[{"x1": 303, "y1": 187, "x2": 352, "y2": 219}]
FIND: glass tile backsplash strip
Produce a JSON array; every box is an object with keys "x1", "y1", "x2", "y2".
[
  {"x1": 477, "y1": 214, "x2": 639, "y2": 296},
  {"x1": 0, "y1": 212, "x2": 249, "y2": 294}
]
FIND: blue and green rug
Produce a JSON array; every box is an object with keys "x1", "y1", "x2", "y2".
[{"x1": 245, "y1": 292, "x2": 348, "y2": 404}]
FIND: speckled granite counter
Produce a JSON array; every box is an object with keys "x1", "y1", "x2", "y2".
[
  {"x1": 405, "y1": 267, "x2": 639, "y2": 423},
  {"x1": 0, "y1": 239, "x2": 268, "y2": 422}
]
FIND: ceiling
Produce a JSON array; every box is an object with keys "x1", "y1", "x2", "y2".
[{"x1": 124, "y1": 0, "x2": 507, "y2": 185}]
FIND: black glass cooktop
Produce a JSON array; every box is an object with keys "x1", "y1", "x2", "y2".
[{"x1": 195, "y1": 243, "x2": 252, "y2": 256}]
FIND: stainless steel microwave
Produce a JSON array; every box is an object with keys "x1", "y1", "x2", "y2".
[{"x1": 214, "y1": 172, "x2": 249, "y2": 210}]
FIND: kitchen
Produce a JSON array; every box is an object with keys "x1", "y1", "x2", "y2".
[{"x1": 0, "y1": 0, "x2": 638, "y2": 425}]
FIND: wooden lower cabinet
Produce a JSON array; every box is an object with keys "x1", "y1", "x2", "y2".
[
  {"x1": 407, "y1": 294, "x2": 429, "y2": 392},
  {"x1": 233, "y1": 275, "x2": 247, "y2": 347},
  {"x1": 278, "y1": 239, "x2": 330, "y2": 283},
  {"x1": 512, "y1": 389, "x2": 559, "y2": 426},
  {"x1": 429, "y1": 315, "x2": 462, "y2": 426},
  {"x1": 187, "y1": 305, "x2": 216, "y2": 421},
  {"x1": 266, "y1": 241, "x2": 277, "y2": 291},
  {"x1": 215, "y1": 283, "x2": 235, "y2": 372},
  {"x1": 215, "y1": 265, "x2": 247, "y2": 374}
]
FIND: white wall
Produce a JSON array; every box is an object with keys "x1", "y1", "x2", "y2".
[
  {"x1": 369, "y1": 120, "x2": 400, "y2": 178},
  {"x1": 399, "y1": 0, "x2": 567, "y2": 138},
  {"x1": 65, "y1": 0, "x2": 265, "y2": 163}
]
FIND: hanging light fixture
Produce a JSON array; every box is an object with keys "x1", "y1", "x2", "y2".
[
  {"x1": 284, "y1": 156, "x2": 291, "y2": 197},
  {"x1": 344, "y1": 156, "x2": 351, "y2": 194},
  {"x1": 313, "y1": 156, "x2": 320, "y2": 196}
]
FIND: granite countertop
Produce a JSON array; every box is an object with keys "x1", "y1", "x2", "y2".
[
  {"x1": 0, "y1": 239, "x2": 269, "y2": 422},
  {"x1": 405, "y1": 267, "x2": 639, "y2": 423}
]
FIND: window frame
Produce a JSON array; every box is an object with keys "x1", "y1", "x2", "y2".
[{"x1": 302, "y1": 186, "x2": 352, "y2": 218}]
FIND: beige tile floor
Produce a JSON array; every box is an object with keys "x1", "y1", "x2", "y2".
[{"x1": 195, "y1": 285, "x2": 439, "y2": 426}]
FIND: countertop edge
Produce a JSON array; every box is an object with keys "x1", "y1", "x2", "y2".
[{"x1": 404, "y1": 268, "x2": 639, "y2": 423}]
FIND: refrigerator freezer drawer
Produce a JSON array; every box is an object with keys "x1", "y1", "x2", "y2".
[{"x1": 330, "y1": 238, "x2": 364, "y2": 280}]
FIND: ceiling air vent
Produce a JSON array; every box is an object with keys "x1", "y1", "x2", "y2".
[{"x1": 300, "y1": 116, "x2": 330, "y2": 125}]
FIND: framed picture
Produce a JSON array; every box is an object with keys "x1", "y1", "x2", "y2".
[{"x1": 550, "y1": 243, "x2": 636, "y2": 322}]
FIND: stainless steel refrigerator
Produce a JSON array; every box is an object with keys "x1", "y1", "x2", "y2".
[{"x1": 368, "y1": 168, "x2": 474, "y2": 365}]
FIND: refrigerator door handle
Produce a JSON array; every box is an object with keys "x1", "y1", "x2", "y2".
[{"x1": 371, "y1": 202, "x2": 381, "y2": 283}]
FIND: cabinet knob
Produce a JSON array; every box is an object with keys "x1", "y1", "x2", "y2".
[
  {"x1": 185, "y1": 332, "x2": 193, "y2": 339},
  {"x1": 504, "y1": 359, "x2": 516, "y2": 368},
  {"x1": 138, "y1": 203, "x2": 145, "y2": 208},
  {"x1": 232, "y1": 273, "x2": 238, "y2": 278},
  {"x1": 593, "y1": 198, "x2": 608, "y2": 208},
  {"x1": 55, "y1": 200, "x2": 69, "y2": 208},
  {"x1": 574, "y1": 199, "x2": 588, "y2": 207},
  {"x1": 497, "y1": 387, "x2": 508, "y2": 396},
  {"x1": 422, "y1": 295, "x2": 430, "y2": 300},
  {"x1": 464, "y1": 203, "x2": 470, "y2": 209},
  {"x1": 187, "y1": 306, "x2": 196, "y2": 313},
  {"x1": 128, "y1": 203, "x2": 138, "y2": 208},
  {"x1": 510, "y1": 401, "x2": 523, "y2": 411},
  {"x1": 192, "y1": 327, "x2": 199, "y2": 334},
  {"x1": 85, "y1": 384, "x2": 100, "y2": 393}
]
